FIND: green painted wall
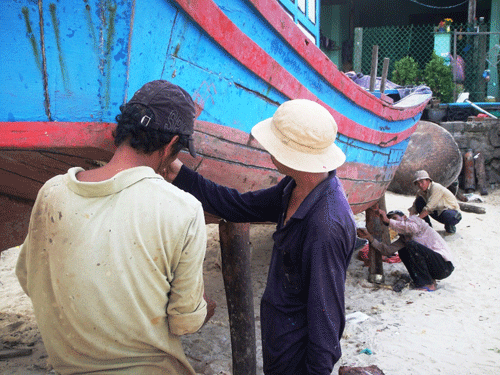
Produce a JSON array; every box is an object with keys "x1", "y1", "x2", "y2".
[{"x1": 320, "y1": 4, "x2": 350, "y2": 70}]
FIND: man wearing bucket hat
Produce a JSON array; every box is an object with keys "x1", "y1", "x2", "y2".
[
  {"x1": 16, "y1": 80, "x2": 214, "y2": 375},
  {"x1": 409, "y1": 170, "x2": 462, "y2": 234},
  {"x1": 164, "y1": 99, "x2": 357, "y2": 374}
]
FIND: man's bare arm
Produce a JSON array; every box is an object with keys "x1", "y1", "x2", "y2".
[{"x1": 161, "y1": 159, "x2": 183, "y2": 183}]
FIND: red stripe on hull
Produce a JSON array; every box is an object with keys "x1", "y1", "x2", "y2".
[{"x1": 0, "y1": 122, "x2": 116, "y2": 153}]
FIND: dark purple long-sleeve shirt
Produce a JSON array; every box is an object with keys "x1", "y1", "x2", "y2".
[{"x1": 173, "y1": 166, "x2": 356, "y2": 374}]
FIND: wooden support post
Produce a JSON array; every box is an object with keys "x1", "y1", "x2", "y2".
[
  {"x1": 463, "y1": 149, "x2": 476, "y2": 193},
  {"x1": 477, "y1": 21, "x2": 488, "y2": 100},
  {"x1": 453, "y1": 30, "x2": 458, "y2": 101},
  {"x1": 353, "y1": 27, "x2": 363, "y2": 73},
  {"x1": 468, "y1": 0, "x2": 476, "y2": 24},
  {"x1": 219, "y1": 221, "x2": 256, "y2": 375},
  {"x1": 380, "y1": 57, "x2": 390, "y2": 94},
  {"x1": 365, "y1": 195, "x2": 390, "y2": 284},
  {"x1": 369, "y1": 45, "x2": 379, "y2": 92}
]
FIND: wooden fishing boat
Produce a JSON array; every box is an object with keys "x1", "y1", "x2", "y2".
[{"x1": 0, "y1": 0, "x2": 431, "y2": 250}]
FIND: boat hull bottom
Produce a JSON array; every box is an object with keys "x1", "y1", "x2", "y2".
[{"x1": 1, "y1": 120, "x2": 397, "y2": 250}]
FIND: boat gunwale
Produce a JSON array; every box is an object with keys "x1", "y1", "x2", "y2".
[
  {"x1": 172, "y1": 0, "x2": 429, "y2": 148},
  {"x1": 230, "y1": 0, "x2": 430, "y2": 118},
  {"x1": 244, "y1": 0, "x2": 430, "y2": 117}
]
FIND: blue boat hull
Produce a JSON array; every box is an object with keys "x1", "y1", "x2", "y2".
[{"x1": 0, "y1": 0, "x2": 431, "y2": 249}]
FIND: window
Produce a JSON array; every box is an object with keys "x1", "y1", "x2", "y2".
[{"x1": 278, "y1": 0, "x2": 319, "y2": 46}]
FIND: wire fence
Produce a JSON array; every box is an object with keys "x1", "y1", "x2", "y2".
[{"x1": 353, "y1": 22, "x2": 497, "y2": 103}]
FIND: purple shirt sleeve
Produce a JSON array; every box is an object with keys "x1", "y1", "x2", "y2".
[{"x1": 173, "y1": 165, "x2": 283, "y2": 223}]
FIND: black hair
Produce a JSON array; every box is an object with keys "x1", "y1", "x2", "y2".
[
  {"x1": 387, "y1": 210, "x2": 405, "y2": 219},
  {"x1": 113, "y1": 103, "x2": 190, "y2": 155}
]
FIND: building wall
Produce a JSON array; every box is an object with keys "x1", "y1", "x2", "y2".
[{"x1": 320, "y1": 4, "x2": 350, "y2": 69}]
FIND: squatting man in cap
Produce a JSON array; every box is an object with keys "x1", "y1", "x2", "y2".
[
  {"x1": 357, "y1": 207, "x2": 455, "y2": 292},
  {"x1": 163, "y1": 99, "x2": 357, "y2": 374},
  {"x1": 409, "y1": 170, "x2": 462, "y2": 234},
  {"x1": 16, "y1": 80, "x2": 215, "y2": 375}
]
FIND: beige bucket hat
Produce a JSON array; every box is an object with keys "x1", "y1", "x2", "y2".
[
  {"x1": 413, "y1": 170, "x2": 433, "y2": 184},
  {"x1": 251, "y1": 99, "x2": 346, "y2": 173}
]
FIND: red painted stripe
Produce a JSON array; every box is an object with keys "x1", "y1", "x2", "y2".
[
  {"x1": 0, "y1": 122, "x2": 116, "y2": 151},
  {"x1": 173, "y1": 0, "x2": 426, "y2": 147}
]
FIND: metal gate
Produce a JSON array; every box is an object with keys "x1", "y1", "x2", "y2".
[{"x1": 452, "y1": 30, "x2": 500, "y2": 102}]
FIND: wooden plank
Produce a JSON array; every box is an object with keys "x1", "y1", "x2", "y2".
[
  {"x1": 353, "y1": 27, "x2": 363, "y2": 72},
  {"x1": 195, "y1": 120, "x2": 265, "y2": 150},
  {"x1": 337, "y1": 162, "x2": 397, "y2": 182},
  {"x1": 0, "y1": 149, "x2": 107, "y2": 201},
  {"x1": 192, "y1": 131, "x2": 275, "y2": 170},
  {"x1": 380, "y1": 58, "x2": 390, "y2": 94},
  {"x1": 39, "y1": 147, "x2": 114, "y2": 163},
  {"x1": 0, "y1": 195, "x2": 33, "y2": 251},
  {"x1": 458, "y1": 201, "x2": 486, "y2": 214},
  {"x1": 0, "y1": 168, "x2": 42, "y2": 202},
  {"x1": 0, "y1": 150, "x2": 103, "y2": 181},
  {"x1": 194, "y1": 157, "x2": 281, "y2": 193},
  {"x1": 1, "y1": 151, "x2": 77, "y2": 179},
  {"x1": 369, "y1": 45, "x2": 378, "y2": 92}
]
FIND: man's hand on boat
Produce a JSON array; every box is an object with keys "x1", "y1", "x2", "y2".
[
  {"x1": 375, "y1": 209, "x2": 390, "y2": 224},
  {"x1": 161, "y1": 158, "x2": 183, "y2": 182}
]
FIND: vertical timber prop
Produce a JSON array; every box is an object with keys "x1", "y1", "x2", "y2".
[
  {"x1": 369, "y1": 45, "x2": 379, "y2": 92},
  {"x1": 380, "y1": 57, "x2": 390, "y2": 94},
  {"x1": 463, "y1": 149, "x2": 476, "y2": 193},
  {"x1": 366, "y1": 196, "x2": 390, "y2": 284},
  {"x1": 219, "y1": 221, "x2": 257, "y2": 375}
]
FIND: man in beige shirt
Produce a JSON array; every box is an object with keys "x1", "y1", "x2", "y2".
[
  {"x1": 409, "y1": 170, "x2": 462, "y2": 234},
  {"x1": 16, "y1": 80, "x2": 213, "y2": 374},
  {"x1": 357, "y1": 208, "x2": 454, "y2": 292}
]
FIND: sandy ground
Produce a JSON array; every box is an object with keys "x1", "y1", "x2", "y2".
[{"x1": 1, "y1": 189, "x2": 499, "y2": 374}]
